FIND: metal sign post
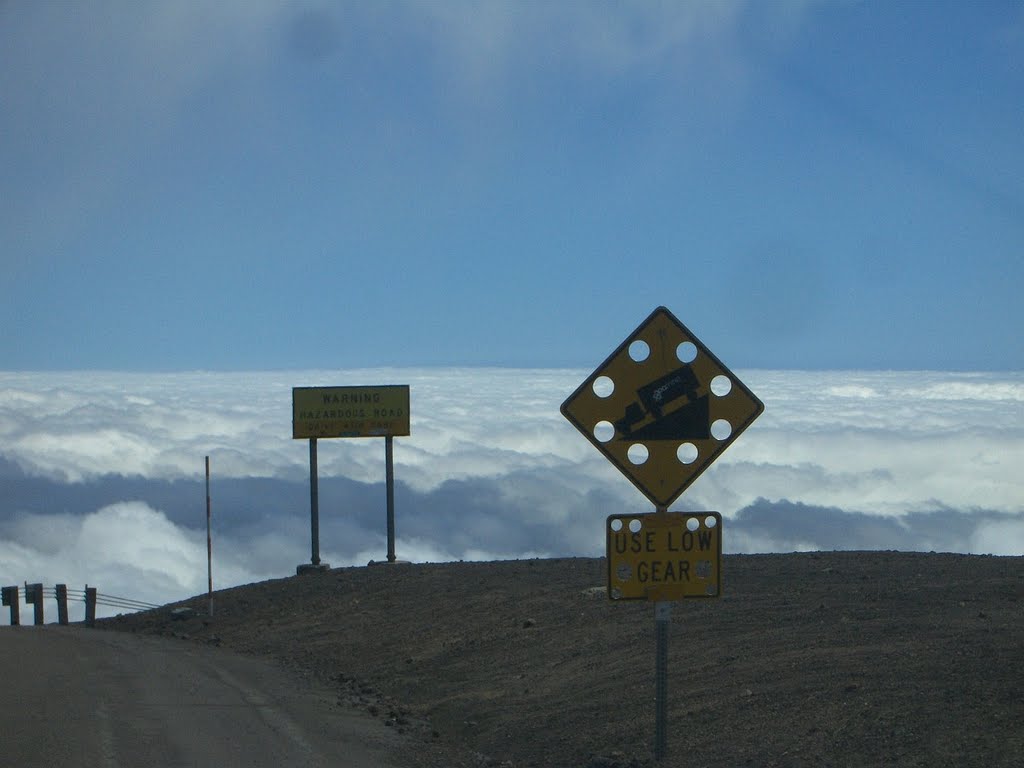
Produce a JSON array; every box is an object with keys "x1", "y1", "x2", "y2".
[
  {"x1": 562, "y1": 306, "x2": 763, "y2": 762},
  {"x1": 653, "y1": 502, "x2": 671, "y2": 762},
  {"x1": 298, "y1": 437, "x2": 328, "y2": 574},
  {"x1": 654, "y1": 599, "x2": 671, "y2": 761},
  {"x1": 206, "y1": 455, "x2": 213, "y2": 616},
  {"x1": 385, "y1": 435, "x2": 396, "y2": 563}
]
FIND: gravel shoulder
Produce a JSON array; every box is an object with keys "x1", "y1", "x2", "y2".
[{"x1": 101, "y1": 552, "x2": 1023, "y2": 767}]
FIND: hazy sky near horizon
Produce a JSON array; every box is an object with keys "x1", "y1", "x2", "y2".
[
  {"x1": 2, "y1": 367, "x2": 1022, "y2": 623},
  {"x1": 3, "y1": 1, "x2": 1023, "y2": 372}
]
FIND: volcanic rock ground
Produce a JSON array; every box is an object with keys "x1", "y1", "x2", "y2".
[{"x1": 102, "y1": 552, "x2": 1022, "y2": 767}]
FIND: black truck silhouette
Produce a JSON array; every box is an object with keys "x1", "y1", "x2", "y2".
[{"x1": 614, "y1": 365, "x2": 710, "y2": 441}]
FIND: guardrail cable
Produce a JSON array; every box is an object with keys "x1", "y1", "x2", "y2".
[
  {"x1": 4, "y1": 581, "x2": 161, "y2": 626},
  {"x1": 93, "y1": 592, "x2": 161, "y2": 612}
]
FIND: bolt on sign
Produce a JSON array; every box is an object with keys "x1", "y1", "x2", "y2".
[
  {"x1": 293, "y1": 385, "x2": 410, "y2": 439},
  {"x1": 561, "y1": 306, "x2": 763, "y2": 508},
  {"x1": 607, "y1": 512, "x2": 721, "y2": 601}
]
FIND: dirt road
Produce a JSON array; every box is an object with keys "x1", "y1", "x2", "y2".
[{"x1": 0, "y1": 626, "x2": 399, "y2": 768}]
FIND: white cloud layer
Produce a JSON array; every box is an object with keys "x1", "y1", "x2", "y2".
[
  {"x1": 2, "y1": 368, "x2": 1021, "y2": 511},
  {"x1": 1, "y1": 368, "x2": 1022, "y2": 622}
]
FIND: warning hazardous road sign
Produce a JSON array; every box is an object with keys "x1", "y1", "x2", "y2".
[
  {"x1": 293, "y1": 385, "x2": 410, "y2": 439},
  {"x1": 561, "y1": 306, "x2": 763, "y2": 507}
]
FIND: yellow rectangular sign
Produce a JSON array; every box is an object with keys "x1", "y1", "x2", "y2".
[
  {"x1": 606, "y1": 512, "x2": 721, "y2": 600},
  {"x1": 292, "y1": 385, "x2": 410, "y2": 439}
]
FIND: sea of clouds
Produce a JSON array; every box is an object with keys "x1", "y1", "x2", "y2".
[{"x1": 1, "y1": 368, "x2": 1022, "y2": 622}]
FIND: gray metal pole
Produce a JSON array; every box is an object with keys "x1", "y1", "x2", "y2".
[
  {"x1": 206, "y1": 455, "x2": 213, "y2": 617},
  {"x1": 309, "y1": 438, "x2": 321, "y2": 566},
  {"x1": 655, "y1": 601, "x2": 671, "y2": 760},
  {"x1": 654, "y1": 502, "x2": 671, "y2": 761},
  {"x1": 385, "y1": 435, "x2": 396, "y2": 563}
]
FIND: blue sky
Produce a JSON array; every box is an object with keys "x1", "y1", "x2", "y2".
[{"x1": 2, "y1": 1, "x2": 1022, "y2": 371}]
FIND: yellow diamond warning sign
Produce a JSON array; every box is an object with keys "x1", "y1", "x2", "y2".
[
  {"x1": 561, "y1": 306, "x2": 763, "y2": 507},
  {"x1": 607, "y1": 512, "x2": 721, "y2": 601}
]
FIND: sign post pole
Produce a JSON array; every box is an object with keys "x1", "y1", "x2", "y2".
[
  {"x1": 308, "y1": 437, "x2": 323, "y2": 569},
  {"x1": 206, "y1": 455, "x2": 213, "y2": 617},
  {"x1": 653, "y1": 503, "x2": 671, "y2": 761},
  {"x1": 385, "y1": 435, "x2": 396, "y2": 563},
  {"x1": 655, "y1": 600, "x2": 671, "y2": 761}
]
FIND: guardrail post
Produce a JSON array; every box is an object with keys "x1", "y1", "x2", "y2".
[
  {"x1": 84, "y1": 586, "x2": 97, "y2": 627},
  {"x1": 55, "y1": 584, "x2": 69, "y2": 625},
  {"x1": 1, "y1": 586, "x2": 19, "y2": 626},
  {"x1": 26, "y1": 583, "x2": 44, "y2": 625}
]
